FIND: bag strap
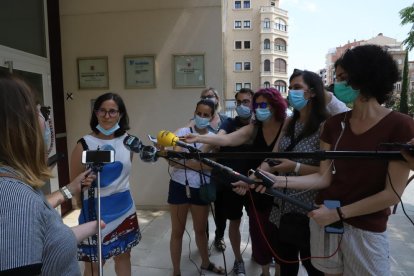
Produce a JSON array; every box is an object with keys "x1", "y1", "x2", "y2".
[{"x1": 189, "y1": 127, "x2": 208, "y2": 186}]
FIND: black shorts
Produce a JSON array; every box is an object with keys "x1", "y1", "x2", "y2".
[{"x1": 167, "y1": 179, "x2": 208, "y2": 206}]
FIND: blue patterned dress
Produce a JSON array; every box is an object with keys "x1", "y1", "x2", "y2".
[{"x1": 77, "y1": 133, "x2": 141, "y2": 262}]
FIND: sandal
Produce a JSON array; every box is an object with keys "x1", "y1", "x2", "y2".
[{"x1": 201, "y1": 262, "x2": 225, "y2": 275}]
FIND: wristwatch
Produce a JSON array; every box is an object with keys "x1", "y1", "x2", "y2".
[{"x1": 60, "y1": 186, "x2": 73, "y2": 200}]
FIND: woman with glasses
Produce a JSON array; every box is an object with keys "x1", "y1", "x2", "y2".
[
  {"x1": 70, "y1": 92, "x2": 141, "y2": 276},
  {"x1": 185, "y1": 87, "x2": 287, "y2": 276}
]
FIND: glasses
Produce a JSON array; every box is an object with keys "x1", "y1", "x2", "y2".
[
  {"x1": 96, "y1": 108, "x2": 119, "y2": 118},
  {"x1": 235, "y1": 99, "x2": 251, "y2": 106},
  {"x1": 253, "y1": 102, "x2": 268, "y2": 109}
]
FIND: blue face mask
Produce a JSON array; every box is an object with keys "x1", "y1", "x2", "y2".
[
  {"x1": 235, "y1": 105, "x2": 252, "y2": 119},
  {"x1": 288, "y1": 90, "x2": 309, "y2": 111},
  {"x1": 194, "y1": 115, "x2": 210, "y2": 129},
  {"x1": 96, "y1": 123, "x2": 120, "y2": 136},
  {"x1": 255, "y1": 108, "x2": 272, "y2": 122},
  {"x1": 334, "y1": 81, "x2": 359, "y2": 104}
]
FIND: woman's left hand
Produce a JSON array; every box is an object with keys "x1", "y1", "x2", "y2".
[
  {"x1": 67, "y1": 169, "x2": 96, "y2": 196},
  {"x1": 308, "y1": 204, "x2": 340, "y2": 227}
]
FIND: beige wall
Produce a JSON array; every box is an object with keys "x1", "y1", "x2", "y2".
[{"x1": 60, "y1": 0, "x2": 223, "y2": 207}]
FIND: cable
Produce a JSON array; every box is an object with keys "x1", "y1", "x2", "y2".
[
  {"x1": 246, "y1": 189, "x2": 343, "y2": 264},
  {"x1": 387, "y1": 171, "x2": 414, "y2": 226}
]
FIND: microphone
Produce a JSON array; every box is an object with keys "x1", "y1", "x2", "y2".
[
  {"x1": 157, "y1": 130, "x2": 200, "y2": 152},
  {"x1": 140, "y1": 145, "x2": 158, "y2": 162},
  {"x1": 254, "y1": 170, "x2": 315, "y2": 212},
  {"x1": 123, "y1": 135, "x2": 143, "y2": 153}
]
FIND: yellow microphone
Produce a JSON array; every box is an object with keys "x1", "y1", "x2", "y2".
[
  {"x1": 157, "y1": 130, "x2": 179, "y2": 147},
  {"x1": 156, "y1": 130, "x2": 200, "y2": 152}
]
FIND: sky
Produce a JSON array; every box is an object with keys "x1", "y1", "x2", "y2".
[{"x1": 278, "y1": 0, "x2": 414, "y2": 76}]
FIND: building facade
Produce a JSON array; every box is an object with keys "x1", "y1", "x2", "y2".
[
  {"x1": 324, "y1": 33, "x2": 406, "y2": 90},
  {"x1": 223, "y1": 0, "x2": 289, "y2": 113}
]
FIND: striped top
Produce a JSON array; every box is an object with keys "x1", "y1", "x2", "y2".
[{"x1": 0, "y1": 168, "x2": 80, "y2": 275}]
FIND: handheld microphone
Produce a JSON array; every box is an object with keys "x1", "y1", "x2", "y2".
[
  {"x1": 140, "y1": 145, "x2": 158, "y2": 162},
  {"x1": 157, "y1": 130, "x2": 200, "y2": 153},
  {"x1": 123, "y1": 135, "x2": 143, "y2": 153}
]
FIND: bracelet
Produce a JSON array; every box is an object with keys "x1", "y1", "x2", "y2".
[
  {"x1": 294, "y1": 162, "x2": 301, "y2": 174},
  {"x1": 336, "y1": 207, "x2": 345, "y2": 221},
  {"x1": 60, "y1": 186, "x2": 73, "y2": 200}
]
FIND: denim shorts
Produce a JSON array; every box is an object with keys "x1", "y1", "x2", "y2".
[{"x1": 167, "y1": 179, "x2": 208, "y2": 206}]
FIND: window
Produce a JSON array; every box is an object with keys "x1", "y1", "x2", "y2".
[
  {"x1": 264, "y1": 81, "x2": 270, "y2": 88},
  {"x1": 275, "y1": 18, "x2": 287, "y2": 31},
  {"x1": 243, "y1": 20, "x2": 251, "y2": 29},
  {"x1": 263, "y1": 18, "x2": 270, "y2": 29},
  {"x1": 235, "y1": 62, "x2": 243, "y2": 71},
  {"x1": 244, "y1": 83, "x2": 251, "y2": 89},
  {"x1": 243, "y1": 0, "x2": 250, "y2": 8},
  {"x1": 275, "y1": 80, "x2": 287, "y2": 93},
  {"x1": 236, "y1": 83, "x2": 242, "y2": 91},
  {"x1": 264, "y1": 39, "x2": 270, "y2": 50},
  {"x1": 235, "y1": 1, "x2": 241, "y2": 9},
  {"x1": 235, "y1": 21, "x2": 242, "y2": 29},
  {"x1": 235, "y1": 41, "x2": 242, "y2": 49},
  {"x1": 264, "y1": 59, "x2": 271, "y2": 72},
  {"x1": 274, "y1": 58, "x2": 287, "y2": 72},
  {"x1": 244, "y1": 41, "x2": 251, "y2": 49},
  {"x1": 274, "y1": 38, "x2": 287, "y2": 52},
  {"x1": 244, "y1": 62, "x2": 251, "y2": 71}
]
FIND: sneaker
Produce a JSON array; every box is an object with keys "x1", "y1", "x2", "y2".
[
  {"x1": 233, "y1": 260, "x2": 246, "y2": 276},
  {"x1": 214, "y1": 237, "x2": 226, "y2": 252}
]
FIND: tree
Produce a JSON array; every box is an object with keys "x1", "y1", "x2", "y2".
[
  {"x1": 400, "y1": 51, "x2": 409, "y2": 114},
  {"x1": 400, "y1": 4, "x2": 414, "y2": 51}
]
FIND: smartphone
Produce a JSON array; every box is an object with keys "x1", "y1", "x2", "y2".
[
  {"x1": 264, "y1": 158, "x2": 281, "y2": 167},
  {"x1": 81, "y1": 150, "x2": 115, "y2": 164},
  {"x1": 380, "y1": 143, "x2": 414, "y2": 151},
  {"x1": 324, "y1": 200, "x2": 344, "y2": 234}
]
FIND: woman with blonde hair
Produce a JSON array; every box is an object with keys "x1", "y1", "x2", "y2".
[{"x1": 0, "y1": 72, "x2": 99, "y2": 275}]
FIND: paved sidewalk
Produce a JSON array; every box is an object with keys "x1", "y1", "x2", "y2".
[{"x1": 65, "y1": 206, "x2": 414, "y2": 275}]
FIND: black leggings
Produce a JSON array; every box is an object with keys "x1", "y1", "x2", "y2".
[{"x1": 278, "y1": 240, "x2": 323, "y2": 276}]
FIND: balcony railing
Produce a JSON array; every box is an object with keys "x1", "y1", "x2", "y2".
[{"x1": 260, "y1": 6, "x2": 288, "y2": 16}]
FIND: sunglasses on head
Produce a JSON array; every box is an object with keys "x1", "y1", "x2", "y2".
[{"x1": 253, "y1": 102, "x2": 268, "y2": 109}]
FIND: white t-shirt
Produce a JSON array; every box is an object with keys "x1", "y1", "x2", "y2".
[{"x1": 170, "y1": 127, "x2": 214, "y2": 188}]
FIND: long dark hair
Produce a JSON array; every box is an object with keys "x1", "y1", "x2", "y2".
[
  {"x1": 286, "y1": 70, "x2": 328, "y2": 141},
  {"x1": 90, "y1": 92, "x2": 130, "y2": 137}
]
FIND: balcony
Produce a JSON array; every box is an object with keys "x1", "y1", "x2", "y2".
[{"x1": 260, "y1": 6, "x2": 288, "y2": 16}]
